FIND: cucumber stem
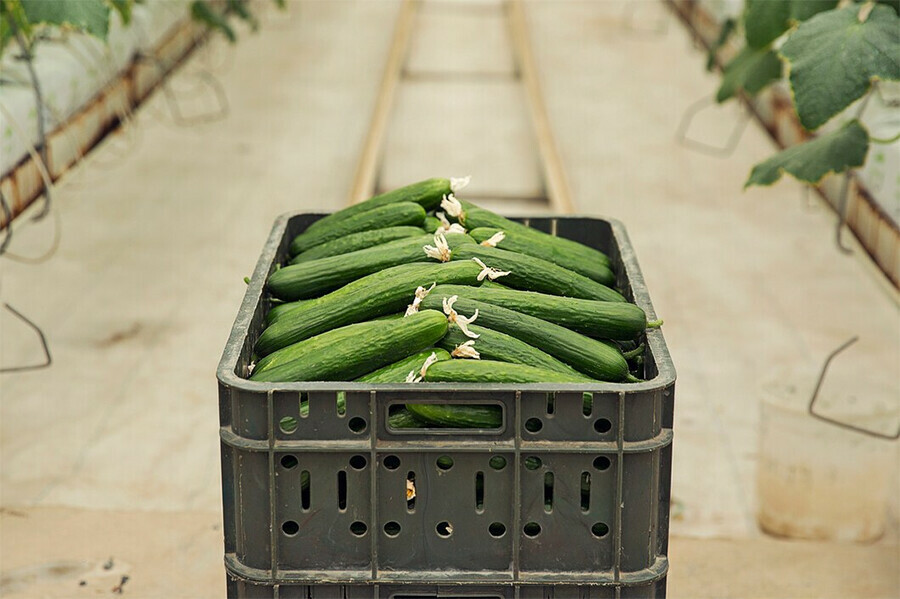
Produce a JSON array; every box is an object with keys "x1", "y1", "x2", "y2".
[
  {"x1": 622, "y1": 344, "x2": 645, "y2": 360},
  {"x1": 647, "y1": 319, "x2": 663, "y2": 328},
  {"x1": 625, "y1": 373, "x2": 644, "y2": 383}
]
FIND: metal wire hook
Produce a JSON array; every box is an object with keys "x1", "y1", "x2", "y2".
[
  {"x1": 833, "y1": 172, "x2": 854, "y2": 254},
  {"x1": 135, "y1": 52, "x2": 230, "y2": 126},
  {"x1": 808, "y1": 336, "x2": 900, "y2": 441},
  {"x1": 622, "y1": 1, "x2": 670, "y2": 36},
  {"x1": 675, "y1": 94, "x2": 751, "y2": 158},
  {"x1": 0, "y1": 303, "x2": 53, "y2": 374}
]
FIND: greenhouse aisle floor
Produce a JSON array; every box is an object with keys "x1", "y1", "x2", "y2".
[{"x1": 1, "y1": 2, "x2": 898, "y2": 598}]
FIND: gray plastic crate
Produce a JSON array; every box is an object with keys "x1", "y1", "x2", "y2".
[{"x1": 218, "y1": 213, "x2": 675, "y2": 599}]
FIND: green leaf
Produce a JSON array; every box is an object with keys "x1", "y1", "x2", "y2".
[
  {"x1": 191, "y1": 0, "x2": 235, "y2": 42},
  {"x1": 872, "y1": 0, "x2": 899, "y2": 15},
  {"x1": 781, "y1": 4, "x2": 900, "y2": 130},
  {"x1": 745, "y1": 120, "x2": 869, "y2": 187},
  {"x1": 227, "y1": 0, "x2": 257, "y2": 31},
  {"x1": 21, "y1": 0, "x2": 110, "y2": 40},
  {"x1": 107, "y1": 0, "x2": 132, "y2": 25},
  {"x1": 744, "y1": 0, "x2": 791, "y2": 48},
  {"x1": 1, "y1": 1, "x2": 32, "y2": 57},
  {"x1": 716, "y1": 45, "x2": 782, "y2": 103},
  {"x1": 791, "y1": 0, "x2": 839, "y2": 22}
]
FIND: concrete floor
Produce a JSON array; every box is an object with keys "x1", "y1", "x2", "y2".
[{"x1": 1, "y1": 1, "x2": 899, "y2": 597}]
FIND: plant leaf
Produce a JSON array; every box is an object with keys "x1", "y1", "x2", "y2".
[
  {"x1": 791, "y1": 0, "x2": 839, "y2": 22},
  {"x1": 227, "y1": 0, "x2": 257, "y2": 31},
  {"x1": 744, "y1": 0, "x2": 791, "y2": 48},
  {"x1": 872, "y1": 0, "x2": 899, "y2": 15},
  {"x1": 781, "y1": 4, "x2": 900, "y2": 130},
  {"x1": 716, "y1": 45, "x2": 782, "y2": 103},
  {"x1": 107, "y1": 0, "x2": 132, "y2": 25},
  {"x1": 191, "y1": 0, "x2": 235, "y2": 42},
  {"x1": 0, "y1": 1, "x2": 31, "y2": 55},
  {"x1": 745, "y1": 120, "x2": 869, "y2": 187},
  {"x1": 21, "y1": 0, "x2": 110, "y2": 40}
]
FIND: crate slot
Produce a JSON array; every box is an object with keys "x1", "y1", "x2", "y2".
[
  {"x1": 546, "y1": 392, "x2": 555, "y2": 415},
  {"x1": 300, "y1": 470, "x2": 310, "y2": 511},
  {"x1": 544, "y1": 472, "x2": 554, "y2": 513},
  {"x1": 389, "y1": 402, "x2": 504, "y2": 432},
  {"x1": 337, "y1": 471, "x2": 347, "y2": 511},
  {"x1": 281, "y1": 454, "x2": 298, "y2": 469},
  {"x1": 581, "y1": 472, "x2": 591, "y2": 513},
  {"x1": 406, "y1": 471, "x2": 416, "y2": 511},
  {"x1": 475, "y1": 471, "x2": 484, "y2": 512},
  {"x1": 582, "y1": 392, "x2": 593, "y2": 416},
  {"x1": 300, "y1": 393, "x2": 309, "y2": 418},
  {"x1": 349, "y1": 455, "x2": 366, "y2": 470}
]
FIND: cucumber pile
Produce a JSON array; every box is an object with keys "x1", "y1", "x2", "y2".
[{"x1": 248, "y1": 178, "x2": 661, "y2": 428}]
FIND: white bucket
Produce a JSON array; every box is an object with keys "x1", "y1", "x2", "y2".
[{"x1": 757, "y1": 369, "x2": 899, "y2": 542}]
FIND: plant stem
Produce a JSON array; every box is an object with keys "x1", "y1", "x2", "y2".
[
  {"x1": 870, "y1": 131, "x2": 900, "y2": 144},
  {"x1": 11, "y1": 23, "x2": 52, "y2": 220}
]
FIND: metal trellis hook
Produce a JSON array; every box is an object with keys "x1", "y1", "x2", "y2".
[
  {"x1": 675, "y1": 94, "x2": 751, "y2": 158},
  {"x1": 0, "y1": 303, "x2": 52, "y2": 373},
  {"x1": 0, "y1": 190, "x2": 12, "y2": 252},
  {"x1": 807, "y1": 336, "x2": 900, "y2": 441},
  {"x1": 833, "y1": 171, "x2": 854, "y2": 255},
  {"x1": 135, "y1": 53, "x2": 230, "y2": 126},
  {"x1": 622, "y1": 1, "x2": 670, "y2": 36}
]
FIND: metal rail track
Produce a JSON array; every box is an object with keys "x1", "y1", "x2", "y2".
[{"x1": 348, "y1": 0, "x2": 574, "y2": 214}]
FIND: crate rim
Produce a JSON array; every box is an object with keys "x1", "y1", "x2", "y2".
[{"x1": 217, "y1": 211, "x2": 676, "y2": 393}]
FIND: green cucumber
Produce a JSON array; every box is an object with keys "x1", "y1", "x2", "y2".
[
  {"x1": 406, "y1": 401, "x2": 502, "y2": 428},
  {"x1": 451, "y1": 200, "x2": 612, "y2": 268},
  {"x1": 357, "y1": 348, "x2": 451, "y2": 383},
  {"x1": 421, "y1": 360, "x2": 592, "y2": 383},
  {"x1": 439, "y1": 325, "x2": 591, "y2": 379},
  {"x1": 270, "y1": 233, "x2": 475, "y2": 301},
  {"x1": 250, "y1": 310, "x2": 447, "y2": 382},
  {"x1": 304, "y1": 179, "x2": 451, "y2": 236},
  {"x1": 450, "y1": 244, "x2": 625, "y2": 303},
  {"x1": 388, "y1": 407, "x2": 428, "y2": 428},
  {"x1": 428, "y1": 284, "x2": 651, "y2": 340},
  {"x1": 255, "y1": 261, "x2": 484, "y2": 356},
  {"x1": 470, "y1": 227, "x2": 613, "y2": 284},
  {"x1": 266, "y1": 299, "x2": 309, "y2": 326},
  {"x1": 290, "y1": 226, "x2": 425, "y2": 264},
  {"x1": 423, "y1": 215, "x2": 441, "y2": 233},
  {"x1": 289, "y1": 202, "x2": 426, "y2": 255},
  {"x1": 420, "y1": 294, "x2": 634, "y2": 382}
]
